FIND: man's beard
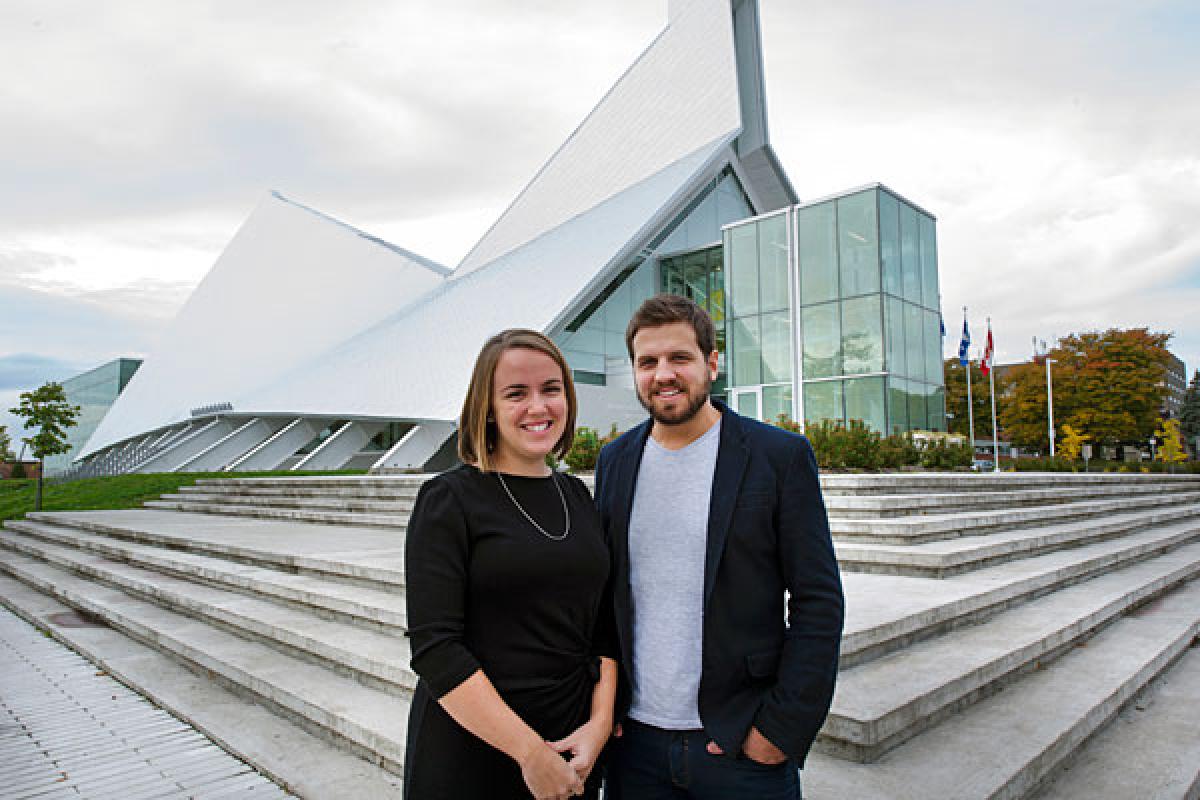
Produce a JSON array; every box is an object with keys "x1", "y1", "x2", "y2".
[{"x1": 638, "y1": 379, "x2": 711, "y2": 426}]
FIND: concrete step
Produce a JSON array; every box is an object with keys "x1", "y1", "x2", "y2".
[
  {"x1": 0, "y1": 574, "x2": 406, "y2": 799},
  {"x1": 196, "y1": 476, "x2": 435, "y2": 489},
  {"x1": 818, "y1": 472, "x2": 1200, "y2": 496},
  {"x1": 836, "y1": 504, "x2": 1200, "y2": 577},
  {"x1": 0, "y1": 560, "x2": 413, "y2": 776},
  {"x1": 161, "y1": 492, "x2": 416, "y2": 515},
  {"x1": 0, "y1": 545, "x2": 415, "y2": 695},
  {"x1": 180, "y1": 484, "x2": 422, "y2": 501},
  {"x1": 840, "y1": 518, "x2": 1200, "y2": 666},
  {"x1": 143, "y1": 500, "x2": 407, "y2": 529},
  {"x1": 830, "y1": 490, "x2": 1200, "y2": 544},
  {"x1": 804, "y1": 579, "x2": 1200, "y2": 800},
  {"x1": 25, "y1": 509, "x2": 406, "y2": 588},
  {"x1": 1, "y1": 521, "x2": 407, "y2": 631},
  {"x1": 821, "y1": 541, "x2": 1200, "y2": 762},
  {"x1": 824, "y1": 481, "x2": 1200, "y2": 518},
  {"x1": 1027, "y1": 638, "x2": 1200, "y2": 800}
]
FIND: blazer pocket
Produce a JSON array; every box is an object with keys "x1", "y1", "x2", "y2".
[{"x1": 745, "y1": 649, "x2": 780, "y2": 680}]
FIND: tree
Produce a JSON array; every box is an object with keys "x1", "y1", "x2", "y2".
[
  {"x1": 1155, "y1": 419, "x2": 1187, "y2": 465},
  {"x1": 0, "y1": 424, "x2": 13, "y2": 463},
  {"x1": 998, "y1": 328, "x2": 1171, "y2": 453},
  {"x1": 9, "y1": 382, "x2": 81, "y2": 510},
  {"x1": 1181, "y1": 369, "x2": 1200, "y2": 458},
  {"x1": 1059, "y1": 424, "x2": 1088, "y2": 461},
  {"x1": 943, "y1": 358, "x2": 999, "y2": 438}
]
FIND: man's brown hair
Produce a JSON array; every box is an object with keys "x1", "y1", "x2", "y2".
[
  {"x1": 458, "y1": 329, "x2": 577, "y2": 471},
  {"x1": 625, "y1": 293, "x2": 717, "y2": 359}
]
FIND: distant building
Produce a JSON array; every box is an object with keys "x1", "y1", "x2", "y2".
[
  {"x1": 1161, "y1": 352, "x2": 1186, "y2": 418},
  {"x1": 44, "y1": 358, "x2": 142, "y2": 475}
]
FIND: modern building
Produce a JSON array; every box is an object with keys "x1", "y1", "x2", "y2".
[
  {"x1": 74, "y1": 0, "x2": 944, "y2": 476},
  {"x1": 44, "y1": 358, "x2": 142, "y2": 476},
  {"x1": 1161, "y1": 352, "x2": 1187, "y2": 419}
]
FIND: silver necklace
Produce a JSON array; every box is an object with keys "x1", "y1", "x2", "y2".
[{"x1": 496, "y1": 471, "x2": 571, "y2": 541}]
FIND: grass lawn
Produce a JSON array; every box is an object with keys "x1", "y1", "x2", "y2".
[{"x1": 0, "y1": 471, "x2": 365, "y2": 524}]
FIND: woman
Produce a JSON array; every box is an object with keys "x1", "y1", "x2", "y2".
[{"x1": 404, "y1": 329, "x2": 618, "y2": 800}]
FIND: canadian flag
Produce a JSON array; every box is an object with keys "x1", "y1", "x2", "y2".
[{"x1": 981, "y1": 322, "x2": 995, "y2": 376}]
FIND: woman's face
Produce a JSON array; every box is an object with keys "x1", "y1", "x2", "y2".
[{"x1": 490, "y1": 347, "x2": 568, "y2": 473}]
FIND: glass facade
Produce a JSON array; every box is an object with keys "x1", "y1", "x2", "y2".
[
  {"x1": 44, "y1": 359, "x2": 142, "y2": 475},
  {"x1": 555, "y1": 169, "x2": 751, "y2": 390},
  {"x1": 723, "y1": 186, "x2": 944, "y2": 433}
]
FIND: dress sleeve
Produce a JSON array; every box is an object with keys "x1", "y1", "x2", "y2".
[{"x1": 404, "y1": 477, "x2": 482, "y2": 697}]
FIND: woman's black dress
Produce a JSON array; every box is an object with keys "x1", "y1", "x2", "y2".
[{"x1": 404, "y1": 465, "x2": 614, "y2": 799}]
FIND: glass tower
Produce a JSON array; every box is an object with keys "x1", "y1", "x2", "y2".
[
  {"x1": 723, "y1": 185, "x2": 945, "y2": 433},
  {"x1": 43, "y1": 358, "x2": 142, "y2": 475}
]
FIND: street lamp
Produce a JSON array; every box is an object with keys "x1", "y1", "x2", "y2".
[{"x1": 1034, "y1": 338, "x2": 1057, "y2": 457}]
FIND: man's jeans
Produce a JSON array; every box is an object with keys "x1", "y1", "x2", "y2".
[{"x1": 605, "y1": 719, "x2": 802, "y2": 800}]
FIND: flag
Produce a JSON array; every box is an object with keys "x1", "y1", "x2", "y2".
[
  {"x1": 957, "y1": 317, "x2": 971, "y2": 366},
  {"x1": 981, "y1": 323, "x2": 995, "y2": 376}
]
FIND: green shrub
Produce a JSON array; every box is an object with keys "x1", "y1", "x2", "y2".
[
  {"x1": 10, "y1": 461, "x2": 26, "y2": 479},
  {"x1": 918, "y1": 438, "x2": 973, "y2": 469},
  {"x1": 879, "y1": 432, "x2": 921, "y2": 469},
  {"x1": 564, "y1": 424, "x2": 619, "y2": 472}
]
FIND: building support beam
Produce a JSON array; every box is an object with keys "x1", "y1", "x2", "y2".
[
  {"x1": 133, "y1": 418, "x2": 237, "y2": 474},
  {"x1": 371, "y1": 422, "x2": 455, "y2": 472},
  {"x1": 227, "y1": 418, "x2": 324, "y2": 472},
  {"x1": 176, "y1": 418, "x2": 288, "y2": 473},
  {"x1": 293, "y1": 421, "x2": 384, "y2": 471}
]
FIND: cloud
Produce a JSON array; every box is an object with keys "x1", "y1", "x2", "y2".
[{"x1": 0, "y1": 353, "x2": 88, "y2": 391}]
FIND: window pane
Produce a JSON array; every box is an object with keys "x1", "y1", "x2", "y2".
[
  {"x1": 763, "y1": 383, "x2": 793, "y2": 426},
  {"x1": 803, "y1": 380, "x2": 844, "y2": 427},
  {"x1": 684, "y1": 251, "x2": 708, "y2": 311},
  {"x1": 888, "y1": 377, "x2": 909, "y2": 434},
  {"x1": 802, "y1": 302, "x2": 842, "y2": 379},
  {"x1": 731, "y1": 316, "x2": 762, "y2": 386},
  {"x1": 729, "y1": 223, "x2": 759, "y2": 317},
  {"x1": 908, "y1": 378, "x2": 927, "y2": 430},
  {"x1": 841, "y1": 295, "x2": 883, "y2": 375},
  {"x1": 900, "y1": 204, "x2": 922, "y2": 303},
  {"x1": 708, "y1": 245, "x2": 726, "y2": 326},
  {"x1": 880, "y1": 191, "x2": 901, "y2": 297},
  {"x1": 920, "y1": 214, "x2": 939, "y2": 309},
  {"x1": 734, "y1": 390, "x2": 759, "y2": 419},
  {"x1": 924, "y1": 309, "x2": 943, "y2": 388},
  {"x1": 798, "y1": 202, "x2": 838, "y2": 305},
  {"x1": 845, "y1": 376, "x2": 886, "y2": 433},
  {"x1": 761, "y1": 311, "x2": 792, "y2": 383},
  {"x1": 885, "y1": 294, "x2": 906, "y2": 377},
  {"x1": 927, "y1": 384, "x2": 946, "y2": 431},
  {"x1": 758, "y1": 214, "x2": 790, "y2": 313},
  {"x1": 904, "y1": 302, "x2": 925, "y2": 382},
  {"x1": 837, "y1": 191, "x2": 880, "y2": 297}
]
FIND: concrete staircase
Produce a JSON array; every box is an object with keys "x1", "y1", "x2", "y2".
[{"x1": 1, "y1": 471, "x2": 1198, "y2": 799}]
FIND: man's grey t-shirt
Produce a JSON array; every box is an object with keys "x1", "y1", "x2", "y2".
[{"x1": 627, "y1": 419, "x2": 721, "y2": 729}]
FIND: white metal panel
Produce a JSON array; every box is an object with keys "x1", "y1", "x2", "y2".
[
  {"x1": 235, "y1": 135, "x2": 732, "y2": 425},
  {"x1": 80, "y1": 193, "x2": 449, "y2": 457},
  {"x1": 455, "y1": 0, "x2": 742, "y2": 274}
]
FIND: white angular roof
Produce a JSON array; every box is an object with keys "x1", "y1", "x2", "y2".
[
  {"x1": 455, "y1": 0, "x2": 741, "y2": 274},
  {"x1": 80, "y1": 193, "x2": 449, "y2": 456}
]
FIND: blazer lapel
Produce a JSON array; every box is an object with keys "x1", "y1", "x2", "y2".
[
  {"x1": 611, "y1": 421, "x2": 652, "y2": 584},
  {"x1": 703, "y1": 405, "x2": 749, "y2": 605}
]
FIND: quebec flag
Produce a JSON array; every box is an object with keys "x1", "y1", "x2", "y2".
[{"x1": 958, "y1": 318, "x2": 971, "y2": 366}]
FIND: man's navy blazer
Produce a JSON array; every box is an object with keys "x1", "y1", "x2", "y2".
[{"x1": 594, "y1": 402, "x2": 844, "y2": 765}]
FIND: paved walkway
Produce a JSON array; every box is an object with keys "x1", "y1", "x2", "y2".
[{"x1": 0, "y1": 607, "x2": 293, "y2": 799}]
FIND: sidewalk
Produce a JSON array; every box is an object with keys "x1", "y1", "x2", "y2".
[{"x1": 0, "y1": 606, "x2": 293, "y2": 799}]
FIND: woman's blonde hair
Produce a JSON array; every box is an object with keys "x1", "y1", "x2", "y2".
[{"x1": 458, "y1": 329, "x2": 577, "y2": 472}]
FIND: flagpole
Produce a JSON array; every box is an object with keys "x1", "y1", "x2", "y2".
[
  {"x1": 988, "y1": 318, "x2": 1000, "y2": 472},
  {"x1": 963, "y1": 307, "x2": 975, "y2": 456}
]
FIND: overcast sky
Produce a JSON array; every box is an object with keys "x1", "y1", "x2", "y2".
[{"x1": 2, "y1": 0, "x2": 1198, "y2": 444}]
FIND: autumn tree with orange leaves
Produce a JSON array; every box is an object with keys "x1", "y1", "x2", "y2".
[{"x1": 997, "y1": 328, "x2": 1171, "y2": 453}]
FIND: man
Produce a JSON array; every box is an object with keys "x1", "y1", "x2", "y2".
[{"x1": 595, "y1": 294, "x2": 844, "y2": 799}]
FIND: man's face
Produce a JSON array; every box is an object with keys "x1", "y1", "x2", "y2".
[{"x1": 631, "y1": 321, "x2": 719, "y2": 426}]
